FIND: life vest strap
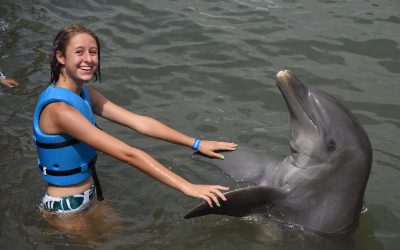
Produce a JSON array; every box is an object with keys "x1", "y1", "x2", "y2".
[
  {"x1": 88, "y1": 158, "x2": 104, "y2": 201},
  {"x1": 39, "y1": 156, "x2": 104, "y2": 201},
  {"x1": 35, "y1": 123, "x2": 101, "y2": 149},
  {"x1": 35, "y1": 139, "x2": 80, "y2": 149},
  {"x1": 39, "y1": 164, "x2": 81, "y2": 176}
]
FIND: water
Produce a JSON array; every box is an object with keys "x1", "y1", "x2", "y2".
[{"x1": 1, "y1": 0, "x2": 399, "y2": 249}]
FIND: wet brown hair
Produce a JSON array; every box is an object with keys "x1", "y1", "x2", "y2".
[{"x1": 50, "y1": 24, "x2": 101, "y2": 83}]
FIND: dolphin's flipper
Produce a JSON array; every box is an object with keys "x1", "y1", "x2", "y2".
[
  {"x1": 184, "y1": 186, "x2": 287, "y2": 219},
  {"x1": 193, "y1": 148, "x2": 281, "y2": 185}
]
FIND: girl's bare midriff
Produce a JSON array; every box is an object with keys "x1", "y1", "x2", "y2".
[{"x1": 47, "y1": 176, "x2": 94, "y2": 197}]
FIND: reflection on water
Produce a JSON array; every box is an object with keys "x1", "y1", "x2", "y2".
[{"x1": 0, "y1": 0, "x2": 399, "y2": 249}]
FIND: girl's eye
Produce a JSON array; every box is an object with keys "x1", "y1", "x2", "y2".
[{"x1": 76, "y1": 51, "x2": 83, "y2": 55}]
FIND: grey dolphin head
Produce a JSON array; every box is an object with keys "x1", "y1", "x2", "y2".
[
  {"x1": 276, "y1": 70, "x2": 371, "y2": 172},
  {"x1": 185, "y1": 70, "x2": 372, "y2": 235}
]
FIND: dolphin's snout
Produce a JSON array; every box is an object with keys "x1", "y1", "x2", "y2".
[{"x1": 276, "y1": 69, "x2": 293, "y2": 83}]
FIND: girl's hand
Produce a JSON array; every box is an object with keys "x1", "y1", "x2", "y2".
[
  {"x1": 197, "y1": 140, "x2": 237, "y2": 160},
  {"x1": 182, "y1": 183, "x2": 229, "y2": 207}
]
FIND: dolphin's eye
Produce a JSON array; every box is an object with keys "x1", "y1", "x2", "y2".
[{"x1": 327, "y1": 139, "x2": 336, "y2": 151}]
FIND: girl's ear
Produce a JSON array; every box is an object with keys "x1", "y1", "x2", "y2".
[{"x1": 55, "y1": 50, "x2": 65, "y2": 65}]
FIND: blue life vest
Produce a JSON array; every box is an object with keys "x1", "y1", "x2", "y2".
[{"x1": 33, "y1": 85, "x2": 97, "y2": 186}]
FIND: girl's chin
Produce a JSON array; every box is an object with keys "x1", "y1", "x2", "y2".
[
  {"x1": 79, "y1": 75, "x2": 94, "y2": 81},
  {"x1": 72, "y1": 77, "x2": 93, "y2": 85},
  {"x1": 78, "y1": 70, "x2": 95, "y2": 77}
]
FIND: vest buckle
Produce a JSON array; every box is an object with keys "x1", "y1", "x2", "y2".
[{"x1": 43, "y1": 167, "x2": 47, "y2": 176}]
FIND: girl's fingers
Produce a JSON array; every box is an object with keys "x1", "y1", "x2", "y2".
[
  {"x1": 197, "y1": 141, "x2": 237, "y2": 159},
  {"x1": 208, "y1": 152, "x2": 224, "y2": 160},
  {"x1": 201, "y1": 195, "x2": 213, "y2": 208},
  {"x1": 216, "y1": 142, "x2": 237, "y2": 151},
  {"x1": 212, "y1": 188, "x2": 227, "y2": 202},
  {"x1": 202, "y1": 190, "x2": 221, "y2": 207},
  {"x1": 216, "y1": 185, "x2": 230, "y2": 191},
  {"x1": 188, "y1": 185, "x2": 230, "y2": 208},
  {"x1": 202, "y1": 141, "x2": 237, "y2": 151},
  {"x1": 207, "y1": 186, "x2": 229, "y2": 207}
]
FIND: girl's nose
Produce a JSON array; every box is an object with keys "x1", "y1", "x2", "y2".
[{"x1": 83, "y1": 51, "x2": 93, "y2": 62}]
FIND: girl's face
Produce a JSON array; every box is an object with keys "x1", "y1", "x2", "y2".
[{"x1": 56, "y1": 32, "x2": 98, "y2": 85}]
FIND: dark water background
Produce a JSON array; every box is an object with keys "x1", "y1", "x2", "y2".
[{"x1": 0, "y1": 0, "x2": 399, "y2": 249}]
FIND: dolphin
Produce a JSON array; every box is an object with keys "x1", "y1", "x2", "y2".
[{"x1": 185, "y1": 70, "x2": 372, "y2": 235}]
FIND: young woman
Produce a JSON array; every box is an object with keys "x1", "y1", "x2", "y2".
[{"x1": 33, "y1": 24, "x2": 237, "y2": 217}]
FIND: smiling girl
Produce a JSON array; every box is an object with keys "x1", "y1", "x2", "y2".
[{"x1": 33, "y1": 24, "x2": 236, "y2": 220}]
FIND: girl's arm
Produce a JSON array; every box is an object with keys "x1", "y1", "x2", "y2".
[
  {"x1": 40, "y1": 101, "x2": 228, "y2": 207},
  {"x1": 88, "y1": 87, "x2": 237, "y2": 159}
]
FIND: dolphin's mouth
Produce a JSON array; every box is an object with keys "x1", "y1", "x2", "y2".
[
  {"x1": 275, "y1": 70, "x2": 320, "y2": 160},
  {"x1": 275, "y1": 70, "x2": 318, "y2": 133}
]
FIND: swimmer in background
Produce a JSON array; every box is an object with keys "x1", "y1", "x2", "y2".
[
  {"x1": 0, "y1": 70, "x2": 19, "y2": 88},
  {"x1": 33, "y1": 24, "x2": 236, "y2": 238}
]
